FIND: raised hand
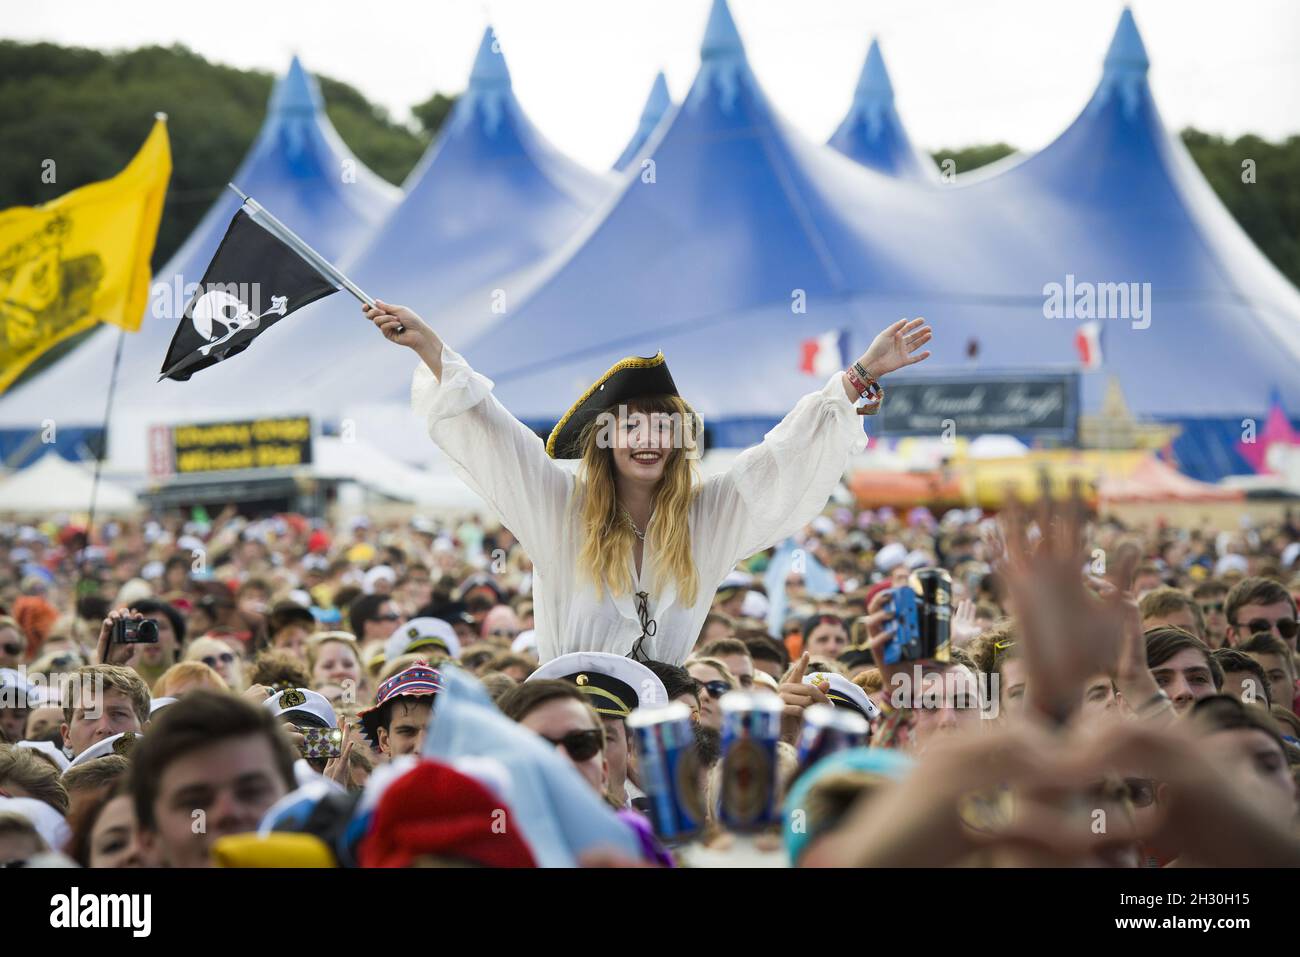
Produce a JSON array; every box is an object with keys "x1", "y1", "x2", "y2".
[
  {"x1": 859, "y1": 318, "x2": 933, "y2": 378},
  {"x1": 361, "y1": 299, "x2": 443, "y2": 373},
  {"x1": 777, "y1": 652, "x2": 829, "y2": 744},
  {"x1": 998, "y1": 476, "x2": 1121, "y2": 724}
]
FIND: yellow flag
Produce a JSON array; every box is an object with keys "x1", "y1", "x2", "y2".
[{"x1": 0, "y1": 116, "x2": 171, "y2": 393}]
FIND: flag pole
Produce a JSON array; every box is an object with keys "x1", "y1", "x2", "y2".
[
  {"x1": 82, "y1": 326, "x2": 127, "y2": 583},
  {"x1": 226, "y1": 183, "x2": 375, "y2": 307}
]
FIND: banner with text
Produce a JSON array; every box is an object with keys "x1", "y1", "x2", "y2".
[
  {"x1": 876, "y1": 374, "x2": 1078, "y2": 440},
  {"x1": 160, "y1": 416, "x2": 313, "y2": 475}
]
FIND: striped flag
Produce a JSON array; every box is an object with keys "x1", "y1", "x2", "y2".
[
  {"x1": 1075, "y1": 321, "x2": 1103, "y2": 370},
  {"x1": 800, "y1": 329, "x2": 848, "y2": 377}
]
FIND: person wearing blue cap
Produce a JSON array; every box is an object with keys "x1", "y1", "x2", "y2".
[
  {"x1": 365, "y1": 300, "x2": 932, "y2": 666},
  {"x1": 783, "y1": 747, "x2": 913, "y2": 865}
]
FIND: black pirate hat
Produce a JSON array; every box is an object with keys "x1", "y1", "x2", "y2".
[{"x1": 545, "y1": 353, "x2": 683, "y2": 459}]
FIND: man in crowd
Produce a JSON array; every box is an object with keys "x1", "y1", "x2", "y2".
[
  {"x1": 61, "y1": 664, "x2": 150, "y2": 760},
  {"x1": 1139, "y1": 587, "x2": 1206, "y2": 640},
  {"x1": 130, "y1": 690, "x2": 297, "y2": 867},
  {"x1": 1239, "y1": 633, "x2": 1298, "y2": 714},
  {"x1": 527, "y1": 652, "x2": 668, "y2": 808},
  {"x1": 1226, "y1": 576, "x2": 1298, "y2": 651},
  {"x1": 1145, "y1": 627, "x2": 1223, "y2": 714},
  {"x1": 357, "y1": 661, "x2": 443, "y2": 757}
]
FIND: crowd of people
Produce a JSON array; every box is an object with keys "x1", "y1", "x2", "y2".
[{"x1": 1, "y1": 493, "x2": 1297, "y2": 867}]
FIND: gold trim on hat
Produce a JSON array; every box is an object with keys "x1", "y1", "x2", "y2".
[
  {"x1": 576, "y1": 685, "x2": 631, "y2": 717},
  {"x1": 545, "y1": 352, "x2": 667, "y2": 458}
]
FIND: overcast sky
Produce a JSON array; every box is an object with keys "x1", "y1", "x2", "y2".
[{"x1": 8, "y1": 0, "x2": 1299, "y2": 170}]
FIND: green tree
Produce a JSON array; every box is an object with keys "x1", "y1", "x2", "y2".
[{"x1": 0, "y1": 41, "x2": 448, "y2": 271}]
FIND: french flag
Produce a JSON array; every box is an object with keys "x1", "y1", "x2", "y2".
[
  {"x1": 1075, "y1": 321, "x2": 1103, "y2": 370},
  {"x1": 800, "y1": 329, "x2": 848, "y2": 377}
]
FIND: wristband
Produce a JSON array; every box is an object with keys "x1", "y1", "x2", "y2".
[{"x1": 845, "y1": 366, "x2": 871, "y2": 397}]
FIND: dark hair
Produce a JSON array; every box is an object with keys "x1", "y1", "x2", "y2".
[
  {"x1": 76, "y1": 595, "x2": 111, "y2": 622},
  {"x1": 1239, "y1": 633, "x2": 1297, "y2": 680},
  {"x1": 497, "y1": 679, "x2": 595, "y2": 726},
  {"x1": 1226, "y1": 577, "x2": 1297, "y2": 627},
  {"x1": 803, "y1": 614, "x2": 846, "y2": 641},
  {"x1": 1191, "y1": 579, "x2": 1229, "y2": 601},
  {"x1": 129, "y1": 598, "x2": 187, "y2": 654},
  {"x1": 1210, "y1": 648, "x2": 1271, "y2": 707},
  {"x1": 348, "y1": 594, "x2": 391, "y2": 638},
  {"x1": 743, "y1": 636, "x2": 788, "y2": 670},
  {"x1": 129, "y1": 690, "x2": 297, "y2": 830},
  {"x1": 643, "y1": 660, "x2": 701, "y2": 704},
  {"x1": 372, "y1": 695, "x2": 435, "y2": 737},
  {"x1": 267, "y1": 601, "x2": 315, "y2": 639},
  {"x1": 1190, "y1": 694, "x2": 1288, "y2": 760},
  {"x1": 1144, "y1": 627, "x2": 1223, "y2": 689}
]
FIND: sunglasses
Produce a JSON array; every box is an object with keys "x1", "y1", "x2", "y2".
[
  {"x1": 702, "y1": 680, "x2": 731, "y2": 700},
  {"x1": 1199, "y1": 602, "x2": 1225, "y2": 614},
  {"x1": 1244, "y1": 617, "x2": 1299, "y2": 641},
  {"x1": 202, "y1": 652, "x2": 235, "y2": 668},
  {"x1": 489, "y1": 628, "x2": 518, "y2": 639},
  {"x1": 541, "y1": 729, "x2": 603, "y2": 762},
  {"x1": 371, "y1": 612, "x2": 402, "y2": 623}
]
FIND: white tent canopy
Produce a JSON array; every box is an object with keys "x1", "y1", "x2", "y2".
[{"x1": 0, "y1": 453, "x2": 140, "y2": 515}]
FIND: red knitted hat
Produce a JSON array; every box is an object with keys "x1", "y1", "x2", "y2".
[{"x1": 359, "y1": 760, "x2": 537, "y2": 868}]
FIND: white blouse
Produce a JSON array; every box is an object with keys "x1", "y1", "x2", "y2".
[{"x1": 411, "y1": 344, "x2": 866, "y2": 666}]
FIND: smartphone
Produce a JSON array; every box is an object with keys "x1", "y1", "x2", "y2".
[
  {"x1": 299, "y1": 727, "x2": 343, "y2": 760},
  {"x1": 113, "y1": 617, "x2": 159, "y2": 644}
]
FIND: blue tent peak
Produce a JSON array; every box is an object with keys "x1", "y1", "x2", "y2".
[
  {"x1": 855, "y1": 37, "x2": 895, "y2": 106},
  {"x1": 469, "y1": 26, "x2": 512, "y2": 88},
  {"x1": 269, "y1": 55, "x2": 324, "y2": 114},
  {"x1": 701, "y1": 0, "x2": 745, "y2": 61},
  {"x1": 1103, "y1": 8, "x2": 1150, "y2": 78},
  {"x1": 644, "y1": 71, "x2": 671, "y2": 121}
]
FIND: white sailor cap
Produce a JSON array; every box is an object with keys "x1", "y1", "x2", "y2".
[
  {"x1": 263, "y1": 687, "x2": 337, "y2": 730},
  {"x1": 149, "y1": 696, "x2": 178, "y2": 717},
  {"x1": 718, "y1": 570, "x2": 753, "y2": 593},
  {"x1": 0, "y1": 796, "x2": 70, "y2": 850},
  {"x1": 528, "y1": 651, "x2": 669, "y2": 718},
  {"x1": 15, "y1": 739, "x2": 70, "y2": 773},
  {"x1": 803, "y1": 672, "x2": 880, "y2": 721},
  {"x1": 67, "y1": 730, "x2": 143, "y2": 769},
  {"x1": 384, "y1": 617, "x2": 460, "y2": 663}
]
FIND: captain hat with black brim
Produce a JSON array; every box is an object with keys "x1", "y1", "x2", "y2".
[
  {"x1": 545, "y1": 352, "x2": 684, "y2": 460},
  {"x1": 528, "y1": 651, "x2": 669, "y2": 718},
  {"x1": 803, "y1": 672, "x2": 881, "y2": 722},
  {"x1": 263, "y1": 687, "x2": 338, "y2": 730},
  {"x1": 67, "y1": 730, "x2": 142, "y2": 769}
]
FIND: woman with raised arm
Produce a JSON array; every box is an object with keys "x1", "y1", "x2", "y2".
[{"x1": 364, "y1": 300, "x2": 932, "y2": 666}]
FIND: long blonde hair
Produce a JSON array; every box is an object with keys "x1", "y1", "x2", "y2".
[{"x1": 574, "y1": 394, "x2": 700, "y2": 607}]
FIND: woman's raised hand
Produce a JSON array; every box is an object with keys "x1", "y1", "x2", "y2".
[
  {"x1": 362, "y1": 300, "x2": 441, "y2": 364},
  {"x1": 859, "y1": 318, "x2": 933, "y2": 378}
]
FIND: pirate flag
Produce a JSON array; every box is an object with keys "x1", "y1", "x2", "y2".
[{"x1": 159, "y1": 209, "x2": 338, "y2": 380}]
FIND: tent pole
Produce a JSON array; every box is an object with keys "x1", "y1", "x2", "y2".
[{"x1": 83, "y1": 326, "x2": 127, "y2": 578}]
